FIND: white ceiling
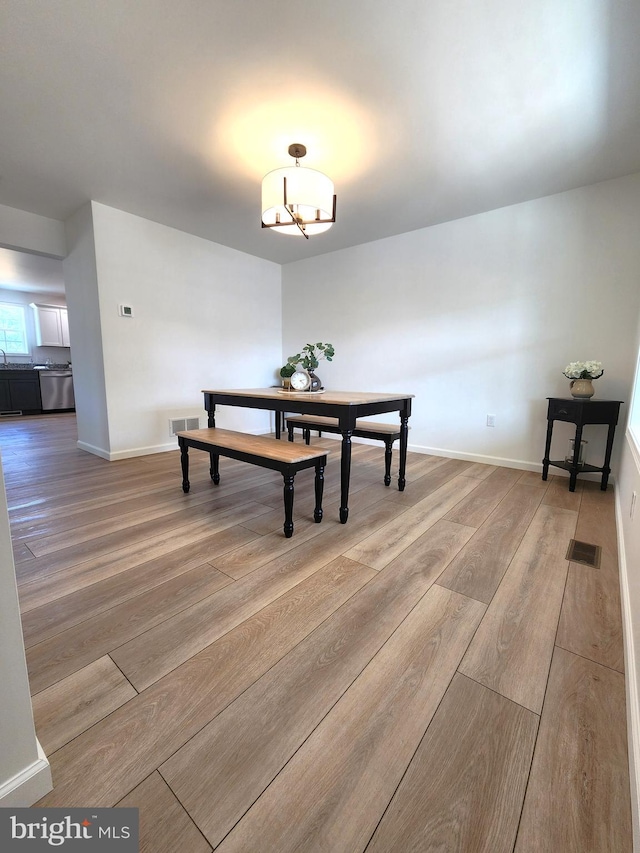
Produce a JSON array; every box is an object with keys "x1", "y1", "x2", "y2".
[{"x1": 1, "y1": 0, "x2": 639, "y2": 270}]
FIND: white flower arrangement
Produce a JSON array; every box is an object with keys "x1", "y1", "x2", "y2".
[{"x1": 562, "y1": 360, "x2": 604, "y2": 380}]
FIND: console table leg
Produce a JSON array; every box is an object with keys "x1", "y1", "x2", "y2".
[
  {"x1": 179, "y1": 438, "x2": 190, "y2": 493},
  {"x1": 283, "y1": 473, "x2": 295, "y2": 538},
  {"x1": 601, "y1": 423, "x2": 616, "y2": 490},
  {"x1": 542, "y1": 419, "x2": 553, "y2": 481},
  {"x1": 314, "y1": 463, "x2": 324, "y2": 522},
  {"x1": 569, "y1": 425, "x2": 584, "y2": 492},
  {"x1": 207, "y1": 405, "x2": 216, "y2": 428}
]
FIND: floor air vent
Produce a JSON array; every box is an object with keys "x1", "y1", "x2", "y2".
[
  {"x1": 566, "y1": 539, "x2": 601, "y2": 568},
  {"x1": 169, "y1": 417, "x2": 200, "y2": 436}
]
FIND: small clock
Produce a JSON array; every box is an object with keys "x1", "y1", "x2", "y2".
[{"x1": 290, "y1": 369, "x2": 311, "y2": 391}]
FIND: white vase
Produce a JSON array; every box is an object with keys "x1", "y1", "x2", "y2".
[{"x1": 570, "y1": 378, "x2": 594, "y2": 399}]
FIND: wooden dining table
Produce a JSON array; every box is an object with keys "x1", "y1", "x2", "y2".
[{"x1": 201, "y1": 387, "x2": 414, "y2": 523}]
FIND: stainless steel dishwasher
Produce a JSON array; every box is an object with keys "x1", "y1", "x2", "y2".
[{"x1": 39, "y1": 369, "x2": 75, "y2": 411}]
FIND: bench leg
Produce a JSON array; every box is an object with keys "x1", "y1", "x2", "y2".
[
  {"x1": 288, "y1": 424, "x2": 295, "y2": 442},
  {"x1": 210, "y1": 453, "x2": 220, "y2": 485},
  {"x1": 384, "y1": 438, "x2": 393, "y2": 487},
  {"x1": 304, "y1": 428, "x2": 311, "y2": 445},
  {"x1": 314, "y1": 462, "x2": 324, "y2": 522},
  {"x1": 283, "y1": 473, "x2": 295, "y2": 538},
  {"x1": 179, "y1": 439, "x2": 190, "y2": 493}
]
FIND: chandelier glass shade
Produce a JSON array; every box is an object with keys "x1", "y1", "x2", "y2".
[{"x1": 261, "y1": 144, "x2": 336, "y2": 238}]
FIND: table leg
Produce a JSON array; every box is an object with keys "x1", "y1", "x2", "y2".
[
  {"x1": 339, "y1": 430, "x2": 352, "y2": 524},
  {"x1": 208, "y1": 405, "x2": 216, "y2": 428},
  {"x1": 542, "y1": 418, "x2": 553, "y2": 481},
  {"x1": 179, "y1": 438, "x2": 190, "y2": 493},
  {"x1": 398, "y1": 415, "x2": 409, "y2": 491}
]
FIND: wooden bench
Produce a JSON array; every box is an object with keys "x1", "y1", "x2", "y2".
[
  {"x1": 177, "y1": 428, "x2": 327, "y2": 538},
  {"x1": 286, "y1": 415, "x2": 402, "y2": 487}
]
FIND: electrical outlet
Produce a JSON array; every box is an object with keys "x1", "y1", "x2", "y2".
[
  {"x1": 486, "y1": 414, "x2": 496, "y2": 427},
  {"x1": 631, "y1": 491, "x2": 637, "y2": 519}
]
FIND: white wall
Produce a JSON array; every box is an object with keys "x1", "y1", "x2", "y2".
[
  {"x1": 64, "y1": 203, "x2": 110, "y2": 457},
  {"x1": 0, "y1": 454, "x2": 51, "y2": 805},
  {"x1": 282, "y1": 173, "x2": 640, "y2": 473},
  {"x1": 87, "y1": 202, "x2": 282, "y2": 458},
  {"x1": 616, "y1": 318, "x2": 640, "y2": 847}
]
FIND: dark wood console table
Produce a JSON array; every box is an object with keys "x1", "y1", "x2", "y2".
[{"x1": 542, "y1": 397, "x2": 623, "y2": 492}]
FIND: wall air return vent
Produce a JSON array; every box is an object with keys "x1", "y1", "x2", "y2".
[{"x1": 169, "y1": 417, "x2": 200, "y2": 436}]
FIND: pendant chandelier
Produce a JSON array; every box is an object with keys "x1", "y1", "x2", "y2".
[{"x1": 261, "y1": 144, "x2": 336, "y2": 239}]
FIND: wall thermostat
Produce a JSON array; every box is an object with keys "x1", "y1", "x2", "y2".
[{"x1": 119, "y1": 304, "x2": 134, "y2": 317}]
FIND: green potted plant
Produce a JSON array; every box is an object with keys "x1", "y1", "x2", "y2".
[
  {"x1": 279, "y1": 362, "x2": 296, "y2": 390},
  {"x1": 286, "y1": 342, "x2": 335, "y2": 391}
]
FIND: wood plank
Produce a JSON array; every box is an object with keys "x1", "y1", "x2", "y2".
[
  {"x1": 556, "y1": 563, "x2": 624, "y2": 671},
  {"x1": 214, "y1": 585, "x2": 485, "y2": 853},
  {"x1": 515, "y1": 647, "x2": 631, "y2": 853},
  {"x1": 382, "y1": 457, "x2": 472, "y2": 506},
  {"x1": 367, "y1": 673, "x2": 538, "y2": 853},
  {"x1": 438, "y1": 482, "x2": 544, "y2": 603},
  {"x1": 344, "y1": 473, "x2": 480, "y2": 570},
  {"x1": 458, "y1": 503, "x2": 577, "y2": 712},
  {"x1": 542, "y1": 475, "x2": 584, "y2": 510},
  {"x1": 26, "y1": 563, "x2": 232, "y2": 693},
  {"x1": 24, "y1": 489, "x2": 270, "y2": 559},
  {"x1": 459, "y1": 461, "x2": 498, "y2": 479},
  {"x1": 574, "y1": 484, "x2": 619, "y2": 577},
  {"x1": 14, "y1": 476, "x2": 263, "y2": 549},
  {"x1": 116, "y1": 773, "x2": 211, "y2": 853},
  {"x1": 160, "y1": 520, "x2": 476, "y2": 847},
  {"x1": 111, "y1": 500, "x2": 404, "y2": 690},
  {"x1": 518, "y1": 470, "x2": 549, "y2": 488},
  {"x1": 211, "y1": 517, "x2": 325, "y2": 579},
  {"x1": 37, "y1": 558, "x2": 374, "y2": 808},
  {"x1": 17, "y1": 500, "x2": 269, "y2": 611},
  {"x1": 443, "y1": 465, "x2": 523, "y2": 527},
  {"x1": 32, "y1": 656, "x2": 137, "y2": 754},
  {"x1": 21, "y1": 526, "x2": 256, "y2": 648}
]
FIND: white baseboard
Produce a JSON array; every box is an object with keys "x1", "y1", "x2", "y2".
[
  {"x1": 76, "y1": 440, "x2": 111, "y2": 459},
  {"x1": 314, "y1": 433, "x2": 607, "y2": 480},
  {"x1": 615, "y1": 489, "x2": 640, "y2": 852},
  {"x1": 0, "y1": 740, "x2": 52, "y2": 807},
  {"x1": 78, "y1": 439, "x2": 180, "y2": 461}
]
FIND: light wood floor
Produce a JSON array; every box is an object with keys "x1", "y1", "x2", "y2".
[{"x1": 2, "y1": 414, "x2": 632, "y2": 852}]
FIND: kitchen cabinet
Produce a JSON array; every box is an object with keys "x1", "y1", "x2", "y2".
[
  {"x1": 30, "y1": 303, "x2": 71, "y2": 347},
  {"x1": 0, "y1": 371, "x2": 42, "y2": 414}
]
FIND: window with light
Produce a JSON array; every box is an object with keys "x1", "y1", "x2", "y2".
[{"x1": 0, "y1": 303, "x2": 29, "y2": 354}]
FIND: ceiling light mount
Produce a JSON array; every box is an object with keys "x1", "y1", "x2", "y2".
[
  {"x1": 262, "y1": 143, "x2": 336, "y2": 239},
  {"x1": 288, "y1": 143, "x2": 307, "y2": 161}
]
